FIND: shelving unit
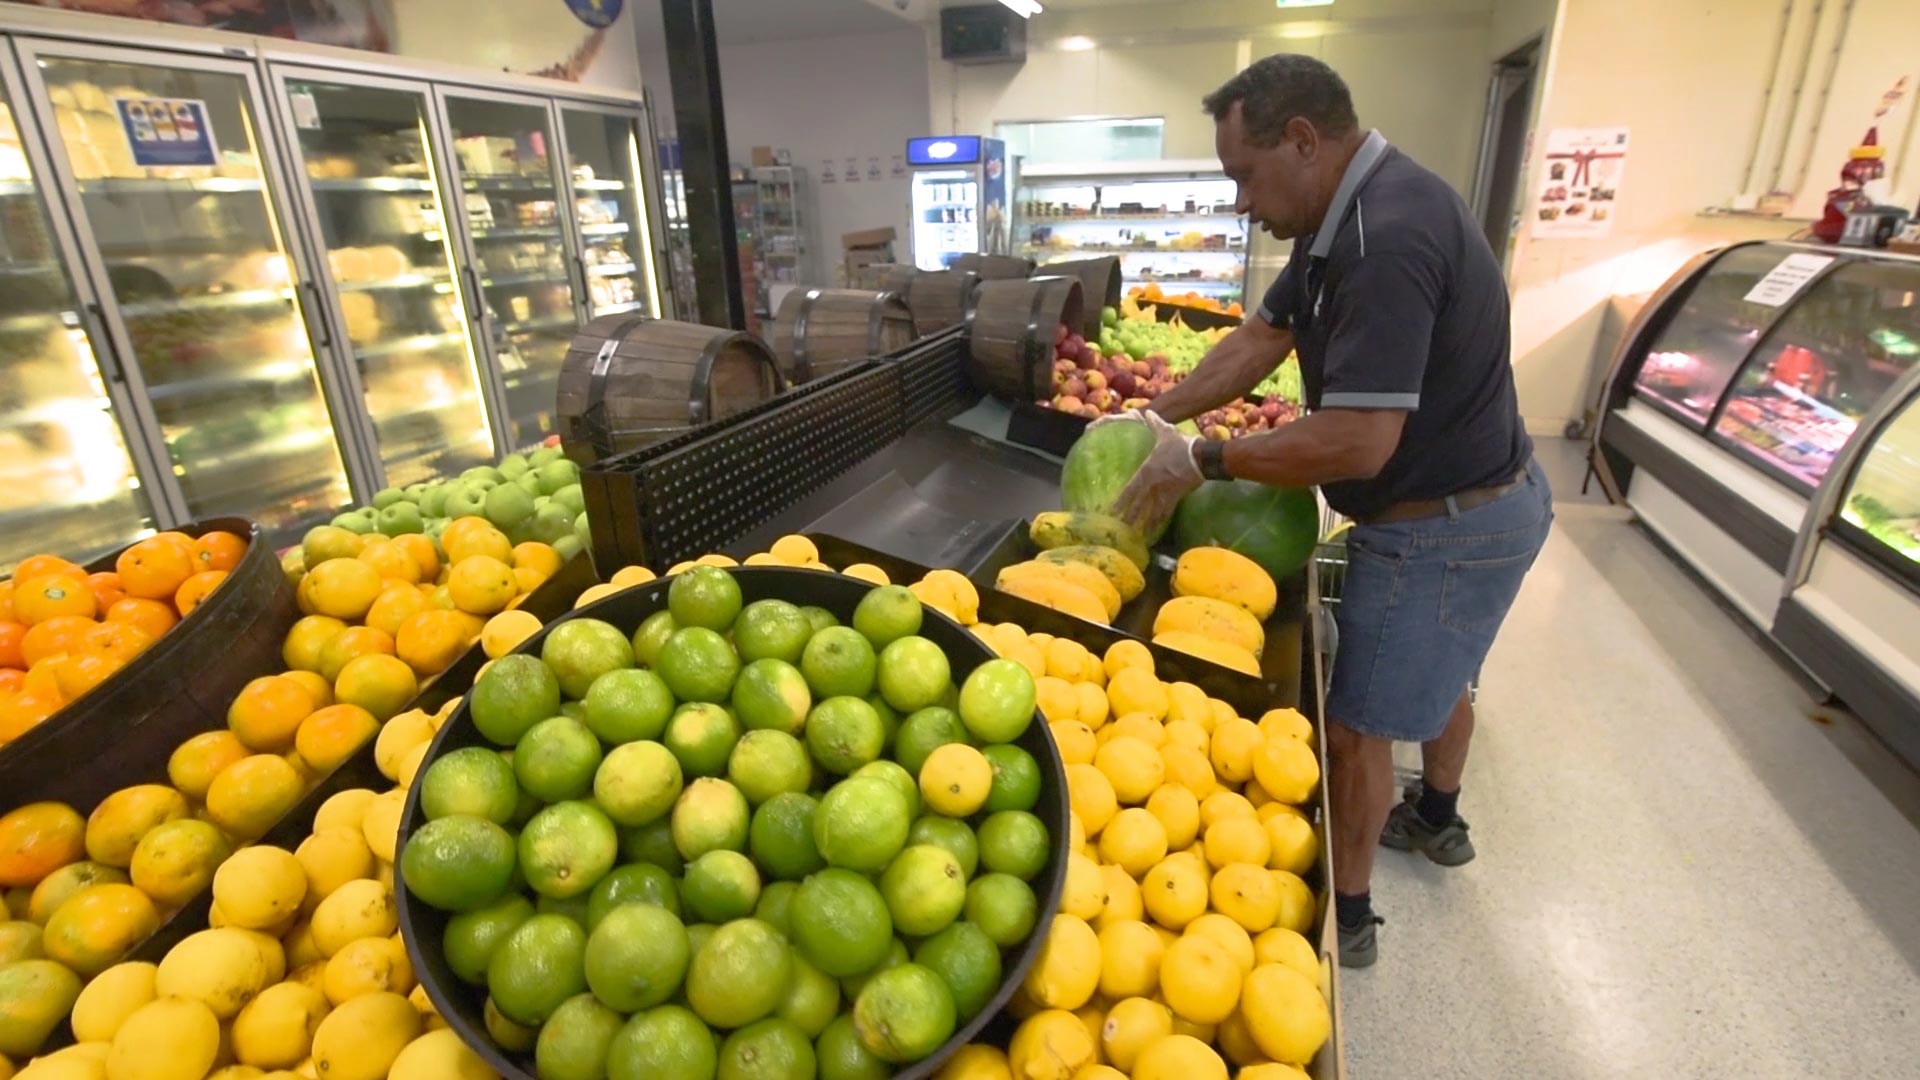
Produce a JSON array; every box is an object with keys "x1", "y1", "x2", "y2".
[
  {"x1": 1015, "y1": 160, "x2": 1249, "y2": 304},
  {"x1": 751, "y1": 165, "x2": 808, "y2": 316}
]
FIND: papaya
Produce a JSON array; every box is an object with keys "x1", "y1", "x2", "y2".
[
  {"x1": 1152, "y1": 631, "x2": 1261, "y2": 677},
  {"x1": 1036, "y1": 545, "x2": 1145, "y2": 602},
  {"x1": 997, "y1": 561, "x2": 1122, "y2": 620},
  {"x1": 1171, "y1": 547, "x2": 1277, "y2": 620},
  {"x1": 1029, "y1": 512, "x2": 1151, "y2": 571},
  {"x1": 1153, "y1": 595, "x2": 1265, "y2": 656},
  {"x1": 994, "y1": 576, "x2": 1109, "y2": 625}
]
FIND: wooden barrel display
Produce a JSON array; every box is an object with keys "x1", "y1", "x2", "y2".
[
  {"x1": 854, "y1": 261, "x2": 914, "y2": 291},
  {"x1": 1031, "y1": 256, "x2": 1120, "y2": 338},
  {"x1": 556, "y1": 314, "x2": 785, "y2": 463},
  {"x1": 965, "y1": 275, "x2": 1085, "y2": 402},
  {"x1": 771, "y1": 288, "x2": 917, "y2": 383},
  {"x1": 953, "y1": 252, "x2": 1035, "y2": 282},
  {"x1": 904, "y1": 268, "x2": 982, "y2": 336}
]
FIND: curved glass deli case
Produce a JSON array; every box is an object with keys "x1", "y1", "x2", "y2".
[{"x1": 1594, "y1": 241, "x2": 1920, "y2": 764}]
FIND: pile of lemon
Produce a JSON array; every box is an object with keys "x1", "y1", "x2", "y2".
[
  {"x1": 950, "y1": 634, "x2": 1332, "y2": 1080},
  {"x1": 3, "y1": 696, "x2": 494, "y2": 1080}
]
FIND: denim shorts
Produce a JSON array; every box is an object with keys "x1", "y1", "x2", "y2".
[{"x1": 1328, "y1": 458, "x2": 1553, "y2": 742}]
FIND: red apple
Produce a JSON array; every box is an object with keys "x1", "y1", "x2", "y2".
[
  {"x1": 1087, "y1": 387, "x2": 1113, "y2": 410},
  {"x1": 1077, "y1": 403, "x2": 1101, "y2": 419},
  {"x1": 1063, "y1": 376, "x2": 1088, "y2": 399},
  {"x1": 1084, "y1": 370, "x2": 1107, "y2": 392},
  {"x1": 1065, "y1": 333, "x2": 1086, "y2": 354},
  {"x1": 1055, "y1": 323, "x2": 1070, "y2": 345},
  {"x1": 1110, "y1": 370, "x2": 1138, "y2": 397},
  {"x1": 1056, "y1": 394, "x2": 1084, "y2": 411},
  {"x1": 1132, "y1": 360, "x2": 1153, "y2": 379}
]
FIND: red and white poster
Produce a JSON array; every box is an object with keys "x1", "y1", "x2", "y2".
[{"x1": 1531, "y1": 127, "x2": 1628, "y2": 238}]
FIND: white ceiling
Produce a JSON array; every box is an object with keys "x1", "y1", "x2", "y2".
[{"x1": 630, "y1": 0, "x2": 916, "y2": 50}]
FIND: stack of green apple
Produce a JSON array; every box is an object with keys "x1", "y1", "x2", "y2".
[{"x1": 324, "y1": 446, "x2": 591, "y2": 561}]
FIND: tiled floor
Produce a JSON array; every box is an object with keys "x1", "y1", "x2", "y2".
[{"x1": 1339, "y1": 441, "x2": 1920, "y2": 1078}]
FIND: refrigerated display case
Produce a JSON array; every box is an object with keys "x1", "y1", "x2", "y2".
[
  {"x1": 906, "y1": 135, "x2": 1010, "y2": 271},
  {"x1": 751, "y1": 165, "x2": 806, "y2": 311},
  {"x1": 559, "y1": 104, "x2": 661, "y2": 323},
  {"x1": 1014, "y1": 160, "x2": 1249, "y2": 305}
]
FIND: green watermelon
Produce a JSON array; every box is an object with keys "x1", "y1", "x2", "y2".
[
  {"x1": 1061, "y1": 421, "x2": 1171, "y2": 543},
  {"x1": 1172, "y1": 479, "x2": 1319, "y2": 580}
]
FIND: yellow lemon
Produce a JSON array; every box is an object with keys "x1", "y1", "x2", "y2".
[
  {"x1": 1158, "y1": 936, "x2": 1242, "y2": 1025},
  {"x1": 1239, "y1": 964, "x2": 1331, "y2": 1066},
  {"x1": 769, "y1": 535, "x2": 819, "y2": 565},
  {"x1": 1144, "y1": 785, "x2": 1201, "y2": 851},
  {"x1": 1049, "y1": 721, "x2": 1098, "y2": 766},
  {"x1": 203, "y1": 755, "x2": 304, "y2": 842},
  {"x1": 309, "y1": 879, "x2": 396, "y2": 957},
  {"x1": 1064, "y1": 764, "x2": 1117, "y2": 837},
  {"x1": 446, "y1": 556, "x2": 516, "y2": 616},
  {"x1": 1209, "y1": 864, "x2": 1279, "y2": 934},
  {"x1": 295, "y1": 828, "x2": 375, "y2": 900},
  {"x1": 106, "y1": 997, "x2": 219, "y2": 1080},
  {"x1": 1214, "y1": 1008, "x2": 1266, "y2": 1067},
  {"x1": 1202, "y1": 817, "x2": 1270, "y2": 870},
  {"x1": 1094, "y1": 920, "x2": 1163, "y2": 999},
  {"x1": 285, "y1": 921, "x2": 324, "y2": 971},
  {"x1": 1157, "y1": 745, "x2": 1216, "y2": 801},
  {"x1": 322, "y1": 936, "x2": 413, "y2": 1004},
  {"x1": 840, "y1": 563, "x2": 889, "y2": 585},
  {"x1": 1182, "y1": 913, "x2": 1255, "y2": 973},
  {"x1": 213, "y1": 847, "x2": 308, "y2": 932},
  {"x1": 1257, "y1": 799, "x2": 1304, "y2": 824},
  {"x1": 1094, "y1": 864, "x2": 1143, "y2": 930},
  {"x1": 1098, "y1": 996, "x2": 1170, "y2": 1071},
  {"x1": 920, "y1": 744, "x2": 993, "y2": 817},
  {"x1": 573, "y1": 582, "x2": 624, "y2": 609},
  {"x1": 1009, "y1": 643, "x2": 1047, "y2": 681},
  {"x1": 1208, "y1": 699, "x2": 1236, "y2": 729},
  {"x1": 1034, "y1": 677, "x2": 1079, "y2": 725},
  {"x1": 1021, "y1": 914, "x2": 1100, "y2": 1010},
  {"x1": 1060, "y1": 853, "x2": 1107, "y2": 921},
  {"x1": 936, "y1": 1044, "x2": 1012, "y2": 1080},
  {"x1": 1263, "y1": 812, "x2": 1316, "y2": 876},
  {"x1": 1240, "y1": 1065, "x2": 1312, "y2": 1080},
  {"x1": 1008, "y1": 1009, "x2": 1096, "y2": 1080},
  {"x1": 155, "y1": 928, "x2": 273, "y2": 1020},
  {"x1": 1159, "y1": 720, "x2": 1208, "y2": 759},
  {"x1": 1043, "y1": 638, "x2": 1092, "y2": 682},
  {"x1": 1132, "y1": 1034, "x2": 1227, "y2": 1080},
  {"x1": 1242, "y1": 780, "x2": 1273, "y2": 809},
  {"x1": 1101, "y1": 640, "x2": 1153, "y2": 681},
  {"x1": 230, "y1": 982, "x2": 329, "y2": 1069},
  {"x1": 1165, "y1": 1008, "x2": 1215, "y2": 1045},
  {"x1": 480, "y1": 610, "x2": 542, "y2": 660},
  {"x1": 372, "y1": 711, "x2": 433, "y2": 782},
  {"x1": 309, "y1": 991, "x2": 420, "y2": 1080},
  {"x1": 1072, "y1": 1004, "x2": 1104, "y2": 1058},
  {"x1": 1140, "y1": 857, "x2": 1207, "y2": 931},
  {"x1": 1096, "y1": 809, "x2": 1167, "y2": 879},
  {"x1": 1163, "y1": 682, "x2": 1210, "y2": 726},
  {"x1": 1094, "y1": 737, "x2": 1164, "y2": 805},
  {"x1": 1207, "y1": 719, "x2": 1262, "y2": 785},
  {"x1": 1270, "y1": 870, "x2": 1315, "y2": 935},
  {"x1": 1072, "y1": 683, "x2": 1109, "y2": 728},
  {"x1": 387, "y1": 1028, "x2": 495, "y2": 1080},
  {"x1": 1104, "y1": 712, "x2": 1164, "y2": 748},
  {"x1": 1074, "y1": 1067, "x2": 1126, "y2": 1080},
  {"x1": 1250, "y1": 737, "x2": 1320, "y2": 805},
  {"x1": 1257, "y1": 707, "x2": 1311, "y2": 741},
  {"x1": 609, "y1": 565, "x2": 657, "y2": 588},
  {"x1": 1106, "y1": 668, "x2": 1168, "y2": 722},
  {"x1": 311, "y1": 790, "x2": 376, "y2": 834},
  {"x1": 1252, "y1": 928, "x2": 1319, "y2": 980},
  {"x1": 68, "y1": 961, "x2": 155, "y2": 1043},
  {"x1": 1198, "y1": 791, "x2": 1257, "y2": 829}
]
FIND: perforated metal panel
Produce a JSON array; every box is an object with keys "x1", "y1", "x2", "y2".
[{"x1": 891, "y1": 327, "x2": 976, "y2": 428}]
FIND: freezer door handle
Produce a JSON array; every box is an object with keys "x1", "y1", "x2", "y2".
[
  {"x1": 301, "y1": 282, "x2": 333, "y2": 349},
  {"x1": 83, "y1": 303, "x2": 124, "y2": 384},
  {"x1": 574, "y1": 253, "x2": 590, "y2": 315},
  {"x1": 462, "y1": 265, "x2": 483, "y2": 322}
]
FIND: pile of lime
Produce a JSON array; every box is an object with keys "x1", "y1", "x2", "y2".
[{"x1": 400, "y1": 566, "x2": 1052, "y2": 1080}]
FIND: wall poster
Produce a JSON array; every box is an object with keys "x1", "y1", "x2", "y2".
[{"x1": 1531, "y1": 127, "x2": 1628, "y2": 239}]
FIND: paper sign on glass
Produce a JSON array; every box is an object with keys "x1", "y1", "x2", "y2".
[
  {"x1": 1743, "y1": 253, "x2": 1835, "y2": 307},
  {"x1": 116, "y1": 97, "x2": 218, "y2": 167}
]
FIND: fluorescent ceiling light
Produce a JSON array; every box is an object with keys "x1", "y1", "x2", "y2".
[
  {"x1": 1276, "y1": 0, "x2": 1335, "y2": 8},
  {"x1": 1276, "y1": 21, "x2": 1329, "y2": 38},
  {"x1": 1058, "y1": 35, "x2": 1095, "y2": 51},
  {"x1": 997, "y1": 0, "x2": 1043, "y2": 18}
]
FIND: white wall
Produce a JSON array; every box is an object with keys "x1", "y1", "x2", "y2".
[
  {"x1": 643, "y1": 28, "x2": 931, "y2": 286},
  {"x1": 392, "y1": 0, "x2": 641, "y2": 88}
]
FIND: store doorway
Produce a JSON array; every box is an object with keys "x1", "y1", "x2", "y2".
[{"x1": 1470, "y1": 38, "x2": 1541, "y2": 266}]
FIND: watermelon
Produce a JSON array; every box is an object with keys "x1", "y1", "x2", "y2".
[
  {"x1": 1060, "y1": 420, "x2": 1171, "y2": 543},
  {"x1": 1172, "y1": 479, "x2": 1319, "y2": 579}
]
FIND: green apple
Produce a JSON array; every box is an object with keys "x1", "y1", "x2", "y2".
[
  {"x1": 484, "y1": 483, "x2": 536, "y2": 531},
  {"x1": 498, "y1": 453, "x2": 531, "y2": 480},
  {"x1": 513, "y1": 471, "x2": 544, "y2": 498},
  {"x1": 371, "y1": 486, "x2": 407, "y2": 509},
  {"x1": 553, "y1": 533, "x2": 584, "y2": 561},
  {"x1": 530, "y1": 504, "x2": 574, "y2": 545},
  {"x1": 529, "y1": 447, "x2": 565, "y2": 468},
  {"x1": 574, "y1": 512, "x2": 591, "y2": 544},
  {"x1": 377, "y1": 501, "x2": 425, "y2": 537},
  {"x1": 331, "y1": 509, "x2": 376, "y2": 534},
  {"x1": 419, "y1": 483, "x2": 449, "y2": 519},
  {"x1": 461, "y1": 465, "x2": 502, "y2": 487},
  {"x1": 553, "y1": 483, "x2": 586, "y2": 517},
  {"x1": 535, "y1": 459, "x2": 580, "y2": 496},
  {"x1": 444, "y1": 481, "x2": 488, "y2": 519}
]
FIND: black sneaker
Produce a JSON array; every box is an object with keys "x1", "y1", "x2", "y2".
[
  {"x1": 1379, "y1": 800, "x2": 1476, "y2": 866},
  {"x1": 1337, "y1": 913, "x2": 1384, "y2": 968}
]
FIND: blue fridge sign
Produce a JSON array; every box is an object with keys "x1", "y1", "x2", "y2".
[{"x1": 115, "y1": 97, "x2": 218, "y2": 168}]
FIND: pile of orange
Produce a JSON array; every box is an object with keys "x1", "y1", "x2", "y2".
[
  {"x1": 0, "y1": 531, "x2": 246, "y2": 745},
  {"x1": 1128, "y1": 282, "x2": 1244, "y2": 318}
]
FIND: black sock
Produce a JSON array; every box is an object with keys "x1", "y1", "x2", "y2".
[
  {"x1": 1335, "y1": 891, "x2": 1373, "y2": 929},
  {"x1": 1417, "y1": 782, "x2": 1460, "y2": 827}
]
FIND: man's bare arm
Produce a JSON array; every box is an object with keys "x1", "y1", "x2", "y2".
[
  {"x1": 1220, "y1": 408, "x2": 1406, "y2": 488},
  {"x1": 1144, "y1": 318, "x2": 1294, "y2": 425}
]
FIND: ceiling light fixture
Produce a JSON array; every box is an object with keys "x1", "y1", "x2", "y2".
[
  {"x1": 997, "y1": 0, "x2": 1043, "y2": 18},
  {"x1": 1276, "y1": 0, "x2": 1335, "y2": 8},
  {"x1": 1058, "y1": 36, "x2": 1095, "y2": 51}
]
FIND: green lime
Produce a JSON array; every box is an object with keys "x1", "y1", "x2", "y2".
[
  {"x1": 804, "y1": 697, "x2": 885, "y2": 776},
  {"x1": 664, "y1": 702, "x2": 742, "y2": 778},
  {"x1": 543, "y1": 618, "x2": 638, "y2": 698},
  {"x1": 402, "y1": 815, "x2": 517, "y2": 912},
  {"x1": 799, "y1": 606, "x2": 839, "y2": 635},
  {"x1": 587, "y1": 862, "x2": 682, "y2": 929},
  {"x1": 875, "y1": 636, "x2": 949, "y2": 713},
  {"x1": 683, "y1": 850, "x2": 761, "y2": 923},
  {"x1": 853, "y1": 963, "x2": 956, "y2": 1064},
  {"x1": 685, "y1": 923, "x2": 718, "y2": 958},
  {"x1": 560, "y1": 701, "x2": 590, "y2": 723},
  {"x1": 514, "y1": 715, "x2": 604, "y2": 802},
  {"x1": 505, "y1": 750, "x2": 542, "y2": 825},
  {"x1": 631, "y1": 610, "x2": 678, "y2": 668},
  {"x1": 864, "y1": 695, "x2": 900, "y2": 750},
  {"x1": 976, "y1": 810, "x2": 1048, "y2": 880},
  {"x1": 962, "y1": 873, "x2": 1036, "y2": 947},
  {"x1": 727, "y1": 730, "x2": 813, "y2": 805},
  {"x1": 851, "y1": 585, "x2": 922, "y2": 648},
  {"x1": 538, "y1": 891, "x2": 593, "y2": 928},
  {"x1": 790, "y1": 868, "x2": 892, "y2": 978},
  {"x1": 519, "y1": 800, "x2": 618, "y2": 900},
  {"x1": 893, "y1": 707, "x2": 969, "y2": 777},
  {"x1": 618, "y1": 819, "x2": 683, "y2": 875},
  {"x1": 777, "y1": 951, "x2": 841, "y2": 1038},
  {"x1": 850, "y1": 761, "x2": 920, "y2": 819},
  {"x1": 658, "y1": 628, "x2": 743, "y2": 704},
  {"x1": 731, "y1": 659, "x2": 812, "y2": 735},
  {"x1": 536, "y1": 992, "x2": 624, "y2": 1080},
  {"x1": 419, "y1": 746, "x2": 520, "y2": 824},
  {"x1": 486, "y1": 996, "x2": 540, "y2": 1053},
  {"x1": 487, "y1": 912, "x2": 589, "y2": 1025},
  {"x1": 594, "y1": 741, "x2": 684, "y2": 827},
  {"x1": 980, "y1": 744, "x2": 1041, "y2": 813},
  {"x1": 583, "y1": 668, "x2": 676, "y2": 744},
  {"x1": 735, "y1": 600, "x2": 814, "y2": 664},
  {"x1": 800, "y1": 626, "x2": 877, "y2": 700},
  {"x1": 957, "y1": 659, "x2": 1036, "y2": 744},
  {"x1": 878, "y1": 845, "x2": 966, "y2": 937},
  {"x1": 816, "y1": 1015, "x2": 890, "y2": 1080},
  {"x1": 839, "y1": 937, "x2": 907, "y2": 1003},
  {"x1": 608, "y1": 1005, "x2": 717, "y2": 1080},
  {"x1": 444, "y1": 893, "x2": 535, "y2": 985},
  {"x1": 749, "y1": 793, "x2": 824, "y2": 882},
  {"x1": 754, "y1": 880, "x2": 799, "y2": 938},
  {"x1": 671, "y1": 777, "x2": 750, "y2": 860},
  {"x1": 471, "y1": 654, "x2": 562, "y2": 746},
  {"x1": 670, "y1": 566, "x2": 745, "y2": 631},
  {"x1": 912, "y1": 921, "x2": 1001, "y2": 1022},
  {"x1": 686, "y1": 918, "x2": 793, "y2": 1029},
  {"x1": 813, "y1": 777, "x2": 910, "y2": 873},
  {"x1": 719, "y1": 1016, "x2": 815, "y2": 1080},
  {"x1": 906, "y1": 816, "x2": 980, "y2": 879},
  {"x1": 584, "y1": 901, "x2": 689, "y2": 1012}
]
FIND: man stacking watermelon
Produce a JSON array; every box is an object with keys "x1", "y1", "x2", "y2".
[{"x1": 1101, "y1": 54, "x2": 1553, "y2": 968}]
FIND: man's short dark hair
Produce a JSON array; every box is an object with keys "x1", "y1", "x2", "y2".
[{"x1": 1202, "y1": 54, "x2": 1358, "y2": 145}]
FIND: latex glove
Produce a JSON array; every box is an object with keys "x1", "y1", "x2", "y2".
[{"x1": 1113, "y1": 410, "x2": 1203, "y2": 535}]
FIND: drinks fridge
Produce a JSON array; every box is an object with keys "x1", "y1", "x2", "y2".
[{"x1": 906, "y1": 135, "x2": 1010, "y2": 271}]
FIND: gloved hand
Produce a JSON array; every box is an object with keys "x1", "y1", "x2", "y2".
[
  {"x1": 1084, "y1": 409, "x2": 1146, "y2": 431},
  {"x1": 1113, "y1": 410, "x2": 1203, "y2": 535}
]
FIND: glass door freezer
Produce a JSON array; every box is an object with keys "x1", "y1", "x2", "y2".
[{"x1": 555, "y1": 103, "x2": 662, "y2": 322}]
